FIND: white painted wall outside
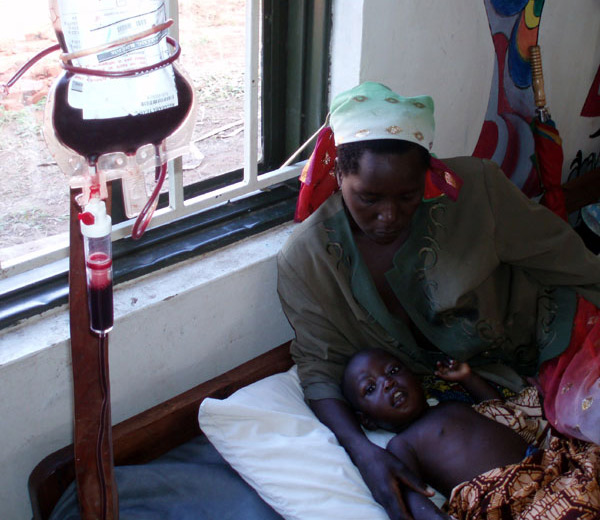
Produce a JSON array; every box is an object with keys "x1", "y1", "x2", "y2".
[{"x1": 1, "y1": 2, "x2": 600, "y2": 517}]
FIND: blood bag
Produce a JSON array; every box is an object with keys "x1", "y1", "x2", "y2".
[{"x1": 44, "y1": 0, "x2": 197, "y2": 230}]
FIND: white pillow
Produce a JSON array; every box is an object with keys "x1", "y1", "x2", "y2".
[{"x1": 198, "y1": 365, "x2": 393, "y2": 520}]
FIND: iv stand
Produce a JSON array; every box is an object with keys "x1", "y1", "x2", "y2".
[{"x1": 69, "y1": 185, "x2": 119, "y2": 520}]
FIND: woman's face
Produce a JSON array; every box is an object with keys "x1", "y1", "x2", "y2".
[{"x1": 337, "y1": 148, "x2": 426, "y2": 245}]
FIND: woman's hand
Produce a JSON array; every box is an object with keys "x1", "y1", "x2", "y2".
[
  {"x1": 435, "y1": 358, "x2": 471, "y2": 382},
  {"x1": 352, "y1": 441, "x2": 433, "y2": 520},
  {"x1": 309, "y1": 397, "x2": 432, "y2": 519}
]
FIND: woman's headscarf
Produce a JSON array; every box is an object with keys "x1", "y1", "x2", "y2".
[{"x1": 294, "y1": 82, "x2": 461, "y2": 222}]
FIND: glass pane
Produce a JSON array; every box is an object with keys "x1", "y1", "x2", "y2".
[
  {"x1": 0, "y1": 5, "x2": 69, "y2": 264},
  {"x1": 0, "y1": 0, "x2": 258, "y2": 266},
  {"x1": 179, "y1": 0, "x2": 262, "y2": 190}
]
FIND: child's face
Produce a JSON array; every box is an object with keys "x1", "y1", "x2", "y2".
[
  {"x1": 336, "y1": 149, "x2": 426, "y2": 245},
  {"x1": 344, "y1": 349, "x2": 427, "y2": 432}
]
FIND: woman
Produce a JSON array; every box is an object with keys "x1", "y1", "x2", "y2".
[{"x1": 277, "y1": 82, "x2": 600, "y2": 520}]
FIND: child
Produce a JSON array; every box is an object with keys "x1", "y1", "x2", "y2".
[{"x1": 342, "y1": 348, "x2": 532, "y2": 519}]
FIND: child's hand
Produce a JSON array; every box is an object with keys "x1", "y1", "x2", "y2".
[{"x1": 434, "y1": 359, "x2": 471, "y2": 382}]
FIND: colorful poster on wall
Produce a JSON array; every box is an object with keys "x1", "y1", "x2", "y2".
[
  {"x1": 473, "y1": 0, "x2": 545, "y2": 197},
  {"x1": 570, "y1": 66, "x2": 599, "y2": 180},
  {"x1": 581, "y1": 65, "x2": 600, "y2": 119}
]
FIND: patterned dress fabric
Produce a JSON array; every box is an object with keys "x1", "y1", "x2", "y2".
[{"x1": 445, "y1": 388, "x2": 600, "y2": 519}]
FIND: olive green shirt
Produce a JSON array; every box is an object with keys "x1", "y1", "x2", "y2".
[{"x1": 277, "y1": 157, "x2": 600, "y2": 401}]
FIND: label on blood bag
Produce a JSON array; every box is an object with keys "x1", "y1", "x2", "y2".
[{"x1": 57, "y1": 0, "x2": 178, "y2": 119}]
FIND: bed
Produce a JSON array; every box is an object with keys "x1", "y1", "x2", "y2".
[
  {"x1": 29, "y1": 168, "x2": 600, "y2": 520},
  {"x1": 29, "y1": 342, "x2": 405, "y2": 520},
  {"x1": 29, "y1": 343, "x2": 294, "y2": 520}
]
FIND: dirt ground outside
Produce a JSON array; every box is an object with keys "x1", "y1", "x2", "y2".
[{"x1": 0, "y1": 0, "x2": 247, "y2": 262}]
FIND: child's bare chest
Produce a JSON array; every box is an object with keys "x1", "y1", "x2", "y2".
[{"x1": 404, "y1": 403, "x2": 528, "y2": 496}]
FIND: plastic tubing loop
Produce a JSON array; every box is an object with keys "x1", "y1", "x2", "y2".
[
  {"x1": 61, "y1": 37, "x2": 180, "y2": 78},
  {"x1": 2, "y1": 33, "x2": 180, "y2": 96},
  {"x1": 60, "y1": 19, "x2": 173, "y2": 63}
]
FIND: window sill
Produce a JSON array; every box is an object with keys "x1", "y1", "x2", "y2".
[
  {"x1": 0, "y1": 179, "x2": 299, "y2": 331},
  {"x1": 0, "y1": 216, "x2": 296, "y2": 367}
]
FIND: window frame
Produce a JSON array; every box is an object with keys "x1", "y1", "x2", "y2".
[{"x1": 0, "y1": 0, "x2": 331, "y2": 330}]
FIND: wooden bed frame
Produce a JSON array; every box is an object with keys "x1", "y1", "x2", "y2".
[
  {"x1": 27, "y1": 167, "x2": 600, "y2": 520},
  {"x1": 28, "y1": 342, "x2": 293, "y2": 520}
]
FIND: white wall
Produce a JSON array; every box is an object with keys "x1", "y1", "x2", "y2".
[
  {"x1": 0, "y1": 224, "x2": 295, "y2": 520},
  {"x1": 331, "y1": 0, "x2": 600, "y2": 178},
  {"x1": 1, "y1": 2, "x2": 599, "y2": 518},
  {"x1": 539, "y1": 0, "x2": 600, "y2": 168}
]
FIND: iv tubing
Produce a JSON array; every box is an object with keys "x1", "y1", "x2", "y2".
[
  {"x1": 96, "y1": 334, "x2": 110, "y2": 519},
  {"x1": 131, "y1": 151, "x2": 168, "y2": 240},
  {"x1": 280, "y1": 113, "x2": 330, "y2": 168},
  {"x1": 2, "y1": 44, "x2": 60, "y2": 94}
]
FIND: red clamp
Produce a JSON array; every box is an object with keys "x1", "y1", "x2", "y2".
[{"x1": 78, "y1": 212, "x2": 95, "y2": 225}]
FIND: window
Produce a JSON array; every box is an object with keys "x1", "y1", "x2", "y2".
[{"x1": 0, "y1": 0, "x2": 331, "y2": 329}]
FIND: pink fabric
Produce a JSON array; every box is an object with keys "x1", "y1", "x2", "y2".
[{"x1": 538, "y1": 296, "x2": 600, "y2": 444}]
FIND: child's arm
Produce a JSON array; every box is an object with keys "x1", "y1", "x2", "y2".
[
  {"x1": 387, "y1": 436, "x2": 453, "y2": 520},
  {"x1": 435, "y1": 359, "x2": 501, "y2": 402}
]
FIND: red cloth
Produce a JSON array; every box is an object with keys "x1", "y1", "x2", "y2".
[
  {"x1": 531, "y1": 119, "x2": 567, "y2": 220},
  {"x1": 423, "y1": 157, "x2": 463, "y2": 202},
  {"x1": 294, "y1": 127, "x2": 338, "y2": 222},
  {"x1": 538, "y1": 296, "x2": 600, "y2": 444}
]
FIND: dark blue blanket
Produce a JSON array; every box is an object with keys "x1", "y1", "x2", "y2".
[{"x1": 49, "y1": 435, "x2": 283, "y2": 520}]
